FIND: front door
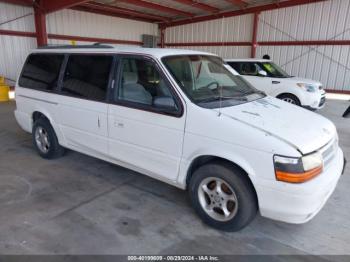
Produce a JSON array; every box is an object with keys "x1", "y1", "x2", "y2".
[{"x1": 108, "y1": 55, "x2": 186, "y2": 181}]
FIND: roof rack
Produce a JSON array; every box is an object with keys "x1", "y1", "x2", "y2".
[{"x1": 37, "y1": 43, "x2": 114, "y2": 49}]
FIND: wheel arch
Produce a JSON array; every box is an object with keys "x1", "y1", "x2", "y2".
[
  {"x1": 273, "y1": 89, "x2": 304, "y2": 105},
  {"x1": 185, "y1": 155, "x2": 258, "y2": 204},
  {"x1": 31, "y1": 109, "x2": 64, "y2": 145}
]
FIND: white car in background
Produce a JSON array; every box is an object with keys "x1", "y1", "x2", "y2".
[{"x1": 225, "y1": 59, "x2": 326, "y2": 110}]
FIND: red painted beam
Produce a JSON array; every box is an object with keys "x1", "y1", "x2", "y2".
[
  {"x1": 43, "y1": 0, "x2": 90, "y2": 13},
  {"x1": 0, "y1": 0, "x2": 33, "y2": 6},
  {"x1": 164, "y1": 39, "x2": 350, "y2": 47},
  {"x1": 162, "y1": 0, "x2": 326, "y2": 27},
  {"x1": 48, "y1": 33, "x2": 142, "y2": 45},
  {"x1": 160, "y1": 27, "x2": 165, "y2": 48},
  {"x1": 173, "y1": 0, "x2": 220, "y2": 13},
  {"x1": 165, "y1": 41, "x2": 251, "y2": 47},
  {"x1": 117, "y1": 0, "x2": 194, "y2": 17},
  {"x1": 34, "y1": 1, "x2": 47, "y2": 46},
  {"x1": 74, "y1": 2, "x2": 170, "y2": 23},
  {"x1": 251, "y1": 12, "x2": 259, "y2": 58},
  {"x1": 325, "y1": 89, "x2": 350, "y2": 95},
  {"x1": 0, "y1": 29, "x2": 36, "y2": 37},
  {"x1": 259, "y1": 40, "x2": 350, "y2": 46},
  {"x1": 225, "y1": 0, "x2": 248, "y2": 8},
  {"x1": 0, "y1": 29, "x2": 143, "y2": 45}
]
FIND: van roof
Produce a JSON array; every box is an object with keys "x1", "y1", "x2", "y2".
[
  {"x1": 225, "y1": 58, "x2": 272, "y2": 62},
  {"x1": 32, "y1": 45, "x2": 216, "y2": 59}
]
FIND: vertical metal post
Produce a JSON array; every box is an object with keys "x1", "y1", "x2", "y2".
[
  {"x1": 34, "y1": 1, "x2": 47, "y2": 46},
  {"x1": 251, "y1": 12, "x2": 260, "y2": 58},
  {"x1": 160, "y1": 26, "x2": 166, "y2": 48}
]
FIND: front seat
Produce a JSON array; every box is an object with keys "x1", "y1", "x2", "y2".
[{"x1": 119, "y1": 72, "x2": 152, "y2": 105}]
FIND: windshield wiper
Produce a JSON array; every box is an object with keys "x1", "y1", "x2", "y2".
[{"x1": 197, "y1": 95, "x2": 248, "y2": 103}]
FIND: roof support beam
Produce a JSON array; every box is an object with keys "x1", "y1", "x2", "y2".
[
  {"x1": 251, "y1": 12, "x2": 259, "y2": 58},
  {"x1": 173, "y1": 0, "x2": 220, "y2": 13},
  {"x1": 34, "y1": 0, "x2": 47, "y2": 46},
  {"x1": 225, "y1": 0, "x2": 248, "y2": 8},
  {"x1": 74, "y1": 2, "x2": 170, "y2": 23},
  {"x1": 0, "y1": 0, "x2": 33, "y2": 6},
  {"x1": 163, "y1": 0, "x2": 326, "y2": 27},
  {"x1": 42, "y1": 0, "x2": 90, "y2": 13},
  {"x1": 117, "y1": 0, "x2": 194, "y2": 17}
]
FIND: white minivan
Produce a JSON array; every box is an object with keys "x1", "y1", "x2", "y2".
[
  {"x1": 225, "y1": 59, "x2": 326, "y2": 110},
  {"x1": 15, "y1": 45, "x2": 345, "y2": 231}
]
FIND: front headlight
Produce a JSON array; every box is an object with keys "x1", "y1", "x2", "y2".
[
  {"x1": 274, "y1": 152, "x2": 323, "y2": 183},
  {"x1": 297, "y1": 83, "x2": 317, "y2": 92}
]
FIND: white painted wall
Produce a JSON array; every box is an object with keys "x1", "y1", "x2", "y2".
[
  {"x1": 47, "y1": 9, "x2": 158, "y2": 44},
  {"x1": 0, "y1": 3, "x2": 36, "y2": 84},
  {"x1": 0, "y1": 3, "x2": 158, "y2": 84},
  {"x1": 165, "y1": 14, "x2": 253, "y2": 58},
  {"x1": 164, "y1": 0, "x2": 350, "y2": 91},
  {"x1": 256, "y1": 0, "x2": 350, "y2": 91}
]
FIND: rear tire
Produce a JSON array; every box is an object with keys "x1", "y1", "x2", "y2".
[
  {"x1": 277, "y1": 93, "x2": 301, "y2": 106},
  {"x1": 32, "y1": 117, "x2": 64, "y2": 159},
  {"x1": 188, "y1": 161, "x2": 258, "y2": 231}
]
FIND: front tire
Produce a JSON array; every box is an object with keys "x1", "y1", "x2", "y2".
[
  {"x1": 32, "y1": 117, "x2": 64, "y2": 159},
  {"x1": 277, "y1": 93, "x2": 301, "y2": 106},
  {"x1": 189, "y1": 161, "x2": 258, "y2": 231}
]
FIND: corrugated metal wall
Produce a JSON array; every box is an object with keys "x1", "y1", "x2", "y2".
[
  {"x1": 165, "y1": 14, "x2": 253, "y2": 58},
  {"x1": 0, "y1": 3, "x2": 36, "y2": 84},
  {"x1": 165, "y1": 0, "x2": 350, "y2": 92},
  {"x1": 0, "y1": 4, "x2": 157, "y2": 84},
  {"x1": 256, "y1": 0, "x2": 350, "y2": 91},
  {"x1": 47, "y1": 9, "x2": 157, "y2": 45}
]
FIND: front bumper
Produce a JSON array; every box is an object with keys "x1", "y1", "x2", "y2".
[
  {"x1": 302, "y1": 91, "x2": 326, "y2": 110},
  {"x1": 256, "y1": 148, "x2": 344, "y2": 224}
]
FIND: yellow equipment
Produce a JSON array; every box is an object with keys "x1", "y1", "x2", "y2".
[{"x1": 0, "y1": 77, "x2": 10, "y2": 102}]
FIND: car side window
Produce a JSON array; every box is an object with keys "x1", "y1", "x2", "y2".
[
  {"x1": 227, "y1": 62, "x2": 241, "y2": 74},
  {"x1": 19, "y1": 54, "x2": 64, "y2": 91},
  {"x1": 116, "y1": 57, "x2": 178, "y2": 112},
  {"x1": 62, "y1": 55, "x2": 113, "y2": 101},
  {"x1": 240, "y1": 62, "x2": 260, "y2": 76}
]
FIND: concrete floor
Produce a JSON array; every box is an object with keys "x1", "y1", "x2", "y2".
[{"x1": 0, "y1": 98, "x2": 349, "y2": 256}]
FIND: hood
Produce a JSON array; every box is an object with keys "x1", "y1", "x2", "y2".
[
  {"x1": 287, "y1": 77, "x2": 322, "y2": 86},
  {"x1": 218, "y1": 96, "x2": 336, "y2": 154}
]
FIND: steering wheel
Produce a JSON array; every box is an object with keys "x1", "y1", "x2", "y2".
[{"x1": 202, "y1": 81, "x2": 220, "y2": 90}]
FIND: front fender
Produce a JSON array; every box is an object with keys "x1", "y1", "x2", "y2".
[{"x1": 177, "y1": 137, "x2": 276, "y2": 190}]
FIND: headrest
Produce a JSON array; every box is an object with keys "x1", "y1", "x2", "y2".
[{"x1": 123, "y1": 72, "x2": 138, "y2": 85}]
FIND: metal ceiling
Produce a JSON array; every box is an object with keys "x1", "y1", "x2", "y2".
[{"x1": 74, "y1": 0, "x2": 299, "y2": 24}]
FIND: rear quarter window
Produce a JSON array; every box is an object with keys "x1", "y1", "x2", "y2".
[{"x1": 19, "y1": 54, "x2": 64, "y2": 91}]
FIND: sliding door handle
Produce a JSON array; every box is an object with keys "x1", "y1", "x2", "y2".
[{"x1": 272, "y1": 81, "x2": 281, "y2": 84}]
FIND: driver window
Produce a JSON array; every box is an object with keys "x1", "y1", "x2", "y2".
[
  {"x1": 116, "y1": 57, "x2": 178, "y2": 111},
  {"x1": 240, "y1": 63, "x2": 257, "y2": 76}
]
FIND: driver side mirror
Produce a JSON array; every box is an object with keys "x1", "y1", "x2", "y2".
[
  {"x1": 153, "y1": 96, "x2": 177, "y2": 112},
  {"x1": 258, "y1": 70, "x2": 267, "y2": 77}
]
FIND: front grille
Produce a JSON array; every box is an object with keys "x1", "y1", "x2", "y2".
[
  {"x1": 320, "y1": 139, "x2": 337, "y2": 168},
  {"x1": 319, "y1": 97, "x2": 326, "y2": 107}
]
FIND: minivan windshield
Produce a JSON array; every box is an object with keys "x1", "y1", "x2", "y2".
[
  {"x1": 260, "y1": 62, "x2": 291, "y2": 78},
  {"x1": 162, "y1": 55, "x2": 265, "y2": 108}
]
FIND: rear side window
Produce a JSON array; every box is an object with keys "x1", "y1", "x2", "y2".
[
  {"x1": 62, "y1": 55, "x2": 113, "y2": 101},
  {"x1": 227, "y1": 62, "x2": 242, "y2": 74},
  {"x1": 19, "y1": 54, "x2": 64, "y2": 91}
]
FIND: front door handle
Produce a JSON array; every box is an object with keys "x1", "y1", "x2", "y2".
[{"x1": 272, "y1": 81, "x2": 281, "y2": 84}]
